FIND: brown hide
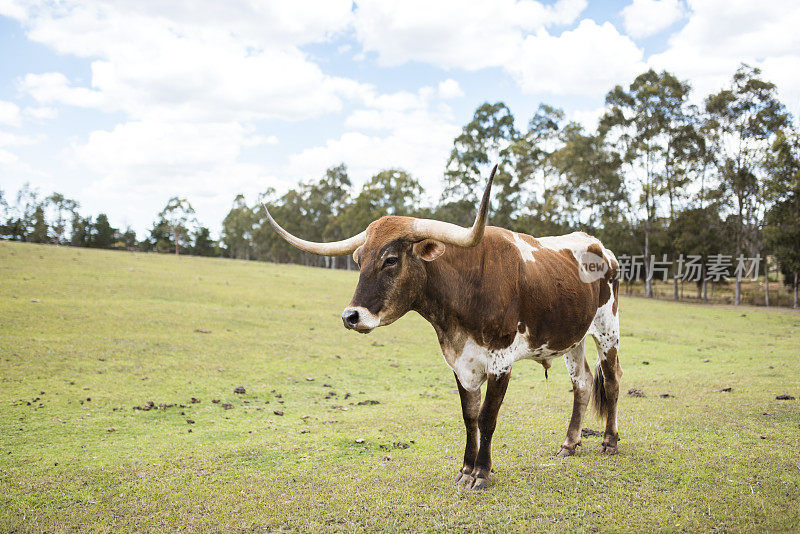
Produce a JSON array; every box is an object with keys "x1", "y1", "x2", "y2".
[{"x1": 415, "y1": 227, "x2": 607, "y2": 354}]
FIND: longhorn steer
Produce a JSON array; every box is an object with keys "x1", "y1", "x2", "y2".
[{"x1": 264, "y1": 165, "x2": 622, "y2": 490}]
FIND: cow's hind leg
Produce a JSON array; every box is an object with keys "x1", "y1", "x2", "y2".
[
  {"x1": 454, "y1": 372, "x2": 481, "y2": 486},
  {"x1": 590, "y1": 293, "x2": 622, "y2": 454},
  {"x1": 557, "y1": 339, "x2": 592, "y2": 457}
]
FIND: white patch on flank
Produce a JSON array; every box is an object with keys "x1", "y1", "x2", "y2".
[
  {"x1": 509, "y1": 232, "x2": 537, "y2": 263},
  {"x1": 446, "y1": 326, "x2": 565, "y2": 392},
  {"x1": 348, "y1": 306, "x2": 381, "y2": 330}
]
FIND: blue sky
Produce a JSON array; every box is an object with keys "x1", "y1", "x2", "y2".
[{"x1": 1, "y1": 0, "x2": 799, "y2": 235}]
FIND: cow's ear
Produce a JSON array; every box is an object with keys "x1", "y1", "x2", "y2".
[
  {"x1": 412, "y1": 239, "x2": 446, "y2": 262},
  {"x1": 352, "y1": 245, "x2": 362, "y2": 265}
]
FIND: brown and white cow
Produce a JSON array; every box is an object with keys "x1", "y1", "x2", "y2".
[{"x1": 264, "y1": 165, "x2": 622, "y2": 490}]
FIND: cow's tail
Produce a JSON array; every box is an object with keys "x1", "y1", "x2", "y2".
[{"x1": 592, "y1": 362, "x2": 608, "y2": 422}]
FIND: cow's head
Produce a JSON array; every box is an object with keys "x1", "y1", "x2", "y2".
[{"x1": 264, "y1": 165, "x2": 495, "y2": 333}]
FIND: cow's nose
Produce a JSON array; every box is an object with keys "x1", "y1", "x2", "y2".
[{"x1": 342, "y1": 309, "x2": 360, "y2": 328}]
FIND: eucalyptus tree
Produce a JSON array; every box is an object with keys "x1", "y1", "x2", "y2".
[
  {"x1": 222, "y1": 194, "x2": 256, "y2": 260},
  {"x1": 191, "y1": 226, "x2": 216, "y2": 257},
  {"x1": 157, "y1": 197, "x2": 196, "y2": 255},
  {"x1": 337, "y1": 169, "x2": 422, "y2": 236},
  {"x1": 549, "y1": 122, "x2": 625, "y2": 231},
  {"x1": 764, "y1": 124, "x2": 800, "y2": 308},
  {"x1": 509, "y1": 104, "x2": 568, "y2": 234},
  {"x1": 600, "y1": 69, "x2": 695, "y2": 298},
  {"x1": 90, "y1": 213, "x2": 117, "y2": 249},
  {"x1": 443, "y1": 102, "x2": 518, "y2": 226},
  {"x1": 704, "y1": 64, "x2": 788, "y2": 304}
]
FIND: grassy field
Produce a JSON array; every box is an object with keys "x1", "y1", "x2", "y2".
[{"x1": 1, "y1": 241, "x2": 799, "y2": 533}]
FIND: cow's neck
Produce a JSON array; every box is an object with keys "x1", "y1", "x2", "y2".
[{"x1": 413, "y1": 251, "x2": 491, "y2": 348}]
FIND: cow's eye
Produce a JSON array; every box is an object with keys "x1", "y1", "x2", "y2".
[{"x1": 383, "y1": 256, "x2": 398, "y2": 268}]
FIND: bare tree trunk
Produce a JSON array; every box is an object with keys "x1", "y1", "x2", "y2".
[
  {"x1": 673, "y1": 276, "x2": 678, "y2": 301},
  {"x1": 764, "y1": 259, "x2": 770, "y2": 307},
  {"x1": 794, "y1": 272, "x2": 798, "y2": 309},
  {"x1": 734, "y1": 199, "x2": 743, "y2": 305},
  {"x1": 702, "y1": 264, "x2": 708, "y2": 302},
  {"x1": 644, "y1": 219, "x2": 652, "y2": 298},
  {"x1": 175, "y1": 229, "x2": 180, "y2": 255}
]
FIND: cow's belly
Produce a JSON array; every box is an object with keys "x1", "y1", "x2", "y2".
[{"x1": 445, "y1": 330, "x2": 570, "y2": 391}]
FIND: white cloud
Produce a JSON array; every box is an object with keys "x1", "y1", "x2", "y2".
[
  {"x1": 0, "y1": 148, "x2": 19, "y2": 165},
  {"x1": 20, "y1": 72, "x2": 105, "y2": 109},
  {"x1": 0, "y1": 100, "x2": 21, "y2": 126},
  {"x1": 351, "y1": 1, "x2": 646, "y2": 98},
  {"x1": 0, "y1": 130, "x2": 39, "y2": 148},
  {"x1": 647, "y1": 0, "x2": 800, "y2": 108},
  {"x1": 509, "y1": 20, "x2": 645, "y2": 95},
  {"x1": 70, "y1": 119, "x2": 278, "y2": 229},
  {"x1": 8, "y1": 1, "x2": 368, "y2": 123},
  {"x1": 353, "y1": 0, "x2": 587, "y2": 70},
  {"x1": 621, "y1": 0, "x2": 685, "y2": 39},
  {"x1": 570, "y1": 107, "x2": 606, "y2": 131},
  {"x1": 289, "y1": 86, "x2": 461, "y2": 195},
  {"x1": 438, "y1": 79, "x2": 464, "y2": 99},
  {"x1": 24, "y1": 106, "x2": 58, "y2": 120}
]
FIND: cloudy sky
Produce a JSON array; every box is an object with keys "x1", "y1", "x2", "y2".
[{"x1": 1, "y1": 0, "x2": 799, "y2": 235}]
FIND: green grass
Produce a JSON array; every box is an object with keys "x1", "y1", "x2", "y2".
[{"x1": 1, "y1": 241, "x2": 799, "y2": 533}]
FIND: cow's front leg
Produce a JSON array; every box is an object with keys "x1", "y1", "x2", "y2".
[
  {"x1": 470, "y1": 372, "x2": 511, "y2": 490},
  {"x1": 454, "y1": 372, "x2": 481, "y2": 486}
]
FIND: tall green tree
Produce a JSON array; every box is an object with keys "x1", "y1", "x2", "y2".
[
  {"x1": 70, "y1": 213, "x2": 91, "y2": 247},
  {"x1": 46, "y1": 193, "x2": 78, "y2": 244},
  {"x1": 550, "y1": 122, "x2": 625, "y2": 230},
  {"x1": 508, "y1": 104, "x2": 566, "y2": 232},
  {"x1": 764, "y1": 125, "x2": 800, "y2": 308},
  {"x1": 221, "y1": 194, "x2": 256, "y2": 260},
  {"x1": 191, "y1": 226, "x2": 216, "y2": 256},
  {"x1": 601, "y1": 69, "x2": 696, "y2": 298},
  {"x1": 119, "y1": 227, "x2": 137, "y2": 249},
  {"x1": 157, "y1": 197, "x2": 196, "y2": 255},
  {"x1": 90, "y1": 213, "x2": 117, "y2": 249},
  {"x1": 443, "y1": 102, "x2": 518, "y2": 208},
  {"x1": 705, "y1": 64, "x2": 788, "y2": 304}
]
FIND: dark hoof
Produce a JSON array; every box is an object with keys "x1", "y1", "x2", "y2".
[
  {"x1": 470, "y1": 476, "x2": 490, "y2": 490},
  {"x1": 600, "y1": 443, "x2": 618, "y2": 455},
  {"x1": 555, "y1": 444, "x2": 578, "y2": 457},
  {"x1": 455, "y1": 468, "x2": 474, "y2": 486}
]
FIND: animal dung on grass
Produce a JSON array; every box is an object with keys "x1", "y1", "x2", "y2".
[
  {"x1": 627, "y1": 388, "x2": 646, "y2": 397},
  {"x1": 233, "y1": 386, "x2": 246, "y2": 394},
  {"x1": 775, "y1": 394, "x2": 795, "y2": 400},
  {"x1": 357, "y1": 400, "x2": 380, "y2": 405},
  {"x1": 194, "y1": 328, "x2": 211, "y2": 334}
]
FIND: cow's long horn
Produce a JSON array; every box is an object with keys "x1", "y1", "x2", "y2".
[
  {"x1": 261, "y1": 203, "x2": 366, "y2": 256},
  {"x1": 411, "y1": 164, "x2": 495, "y2": 247}
]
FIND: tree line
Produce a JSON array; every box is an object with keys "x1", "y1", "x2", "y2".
[{"x1": 2, "y1": 64, "x2": 799, "y2": 307}]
